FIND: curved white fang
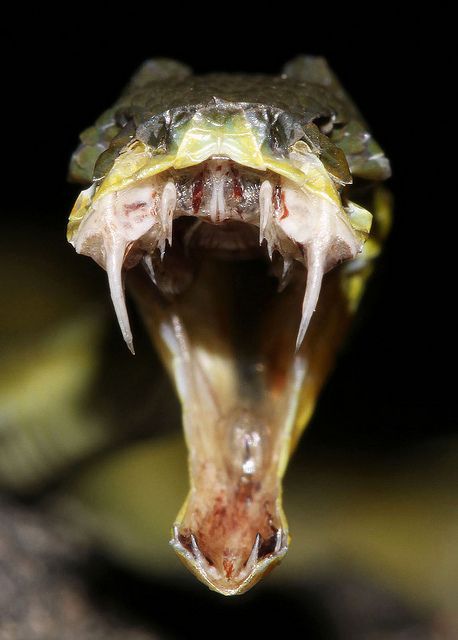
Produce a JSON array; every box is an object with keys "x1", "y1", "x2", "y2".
[
  {"x1": 243, "y1": 533, "x2": 261, "y2": 577},
  {"x1": 159, "y1": 181, "x2": 177, "y2": 259},
  {"x1": 142, "y1": 254, "x2": 157, "y2": 285},
  {"x1": 296, "y1": 242, "x2": 326, "y2": 351},
  {"x1": 106, "y1": 239, "x2": 135, "y2": 354},
  {"x1": 279, "y1": 257, "x2": 293, "y2": 292}
]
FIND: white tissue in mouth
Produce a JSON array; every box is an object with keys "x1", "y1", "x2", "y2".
[
  {"x1": 159, "y1": 181, "x2": 177, "y2": 258},
  {"x1": 72, "y1": 185, "x2": 160, "y2": 353},
  {"x1": 277, "y1": 182, "x2": 362, "y2": 350}
]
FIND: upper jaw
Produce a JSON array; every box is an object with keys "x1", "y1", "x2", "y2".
[{"x1": 69, "y1": 150, "x2": 366, "y2": 356}]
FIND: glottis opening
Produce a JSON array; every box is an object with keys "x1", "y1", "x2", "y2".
[{"x1": 70, "y1": 155, "x2": 362, "y2": 594}]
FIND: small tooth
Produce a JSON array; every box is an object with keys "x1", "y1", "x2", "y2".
[
  {"x1": 278, "y1": 257, "x2": 293, "y2": 292},
  {"x1": 274, "y1": 529, "x2": 283, "y2": 554},
  {"x1": 190, "y1": 534, "x2": 209, "y2": 569},
  {"x1": 106, "y1": 240, "x2": 135, "y2": 354},
  {"x1": 189, "y1": 534, "x2": 220, "y2": 581},
  {"x1": 142, "y1": 254, "x2": 157, "y2": 285},
  {"x1": 296, "y1": 242, "x2": 326, "y2": 351},
  {"x1": 159, "y1": 181, "x2": 177, "y2": 259},
  {"x1": 209, "y1": 178, "x2": 224, "y2": 223},
  {"x1": 216, "y1": 176, "x2": 225, "y2": 221},
  {"x1": 259, "y1": 180, "x2": 273, "y2": 246},
  {"x1": 208, "y1": 163, "x2": 227, "y2": 223},
  {"x1": 190, "y1": 534, "x2": 200, "y2": 557},
  {"x1": 245, "y1": 533, "x2": 261, "y2": 574}
]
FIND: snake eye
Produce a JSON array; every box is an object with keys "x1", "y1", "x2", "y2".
[
  {"x1": 137, "y1": 114, "x2": 170, "y2": 154},
  {"x1": 266, "y1": 111, "x2": 304, "y2": 157},
  {"x1": 314, "y1": 115, "x2": 334, "y2": 135}
]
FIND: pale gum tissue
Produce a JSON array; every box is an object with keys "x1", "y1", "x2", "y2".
[{"x1": 68, "y1": 115, "x2": 372, "y2": 242}]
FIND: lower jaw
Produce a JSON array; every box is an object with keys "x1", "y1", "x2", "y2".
[{"x1": 127, "y1": 242, "x2": 351, "y2": 593}]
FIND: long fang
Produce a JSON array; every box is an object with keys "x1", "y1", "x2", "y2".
[
  {"x1": 106, "y1": 239, "x2": 135, "y2": 354},
  {"x1": 296, "y1": 242, "x2": 326, "y2": 351}
]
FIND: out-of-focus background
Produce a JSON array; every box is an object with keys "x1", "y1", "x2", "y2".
[{"x1": 0, "y1": 16, "x2": 455, "y2": 640}]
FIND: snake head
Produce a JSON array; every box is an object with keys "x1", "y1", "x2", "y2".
[{"x1": 67, "y1": 58, "x2": 390, "y2": 595}]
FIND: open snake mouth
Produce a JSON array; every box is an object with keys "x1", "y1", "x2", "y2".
[{"x1": 69, "y1": 142, "x2": 370, "y2": 594}]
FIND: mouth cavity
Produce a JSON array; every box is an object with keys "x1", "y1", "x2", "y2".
[{"x1": 70, "y1": 154, "x2": 363, "y2": 594}]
